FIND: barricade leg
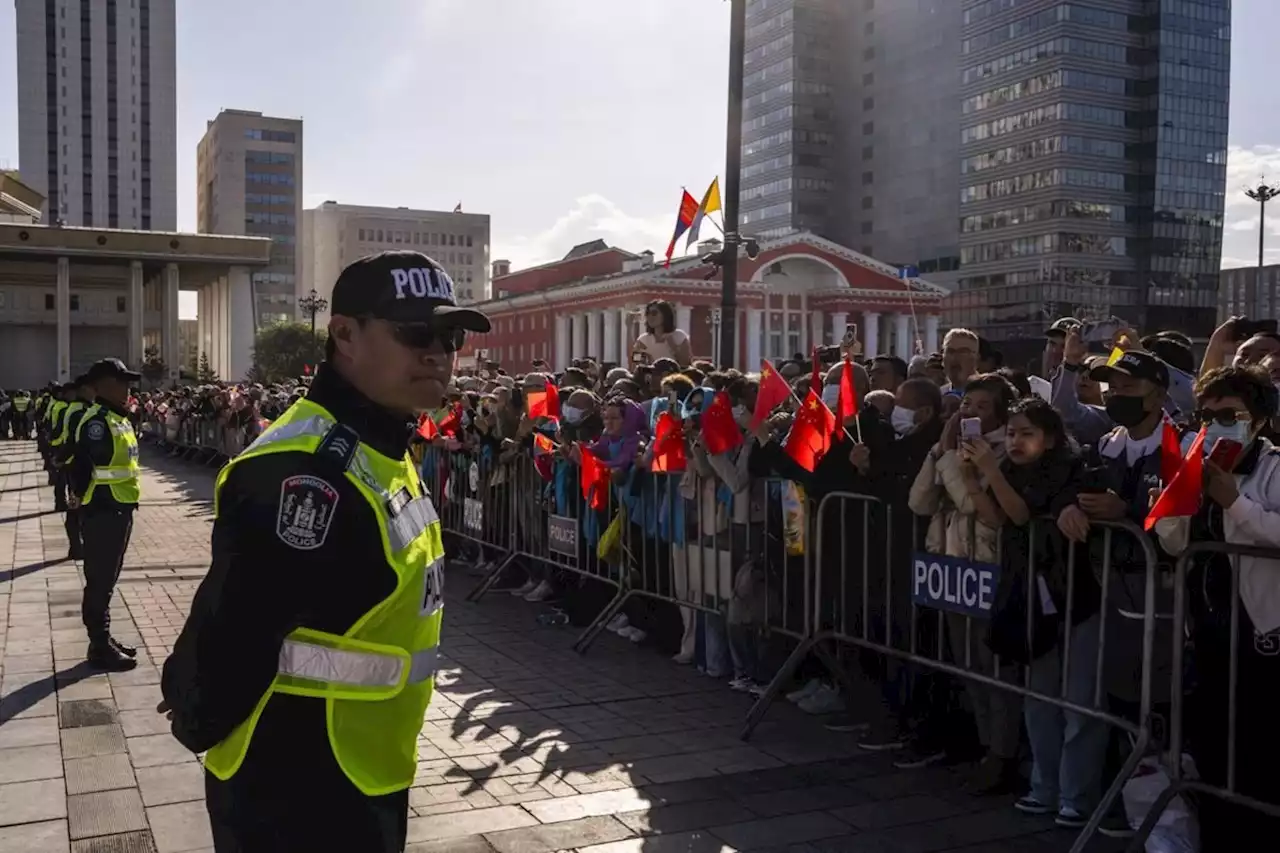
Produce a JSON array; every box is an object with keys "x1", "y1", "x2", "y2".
[
  {"x1": 740, "y1": 634, "x2": 816, "y2": 740},
  {"x1": 571, "y1": 587, "x2": 632, "y2": 655},
  {"x1": 465, "y1": 552, "x2": 518, "y2": 602}
]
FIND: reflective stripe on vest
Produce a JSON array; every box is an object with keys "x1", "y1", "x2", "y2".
[
  {"x1": 76, "y1": 406, "x2": 140, "y2": 505},
  {"x1": 279, "y1": 638, "x2": 439, "y2": 689},
  {"x1": 203, "y1": 397, "x2": 444, "y2": 796},
  {"x1": 51, "y1": 402, "x2": 83, "y2": 447}
]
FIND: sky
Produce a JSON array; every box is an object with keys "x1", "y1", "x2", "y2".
[{"x1": 1, "y1": 0, "x2": 1278, "y2": 319}]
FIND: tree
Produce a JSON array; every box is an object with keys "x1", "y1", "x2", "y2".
[
  {"x1": 196, "y1": 352, "x2": 219, "y2": 383},
  {"x1": 250, "y1": 321, "x2": 326, "y2": 384},
  {"x1": 141, "y1": 345, "x2": 166, "y2": 386}
]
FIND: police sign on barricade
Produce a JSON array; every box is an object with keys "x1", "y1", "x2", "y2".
[
  {"x1": 427, "y1": 450, "x2": 514, "y2": 583},
  {"x1": 139, "y1": 413, "x2": 256, "y2": 467},
  {"x1": 741, "y1": 490, "x2": 1163, "y2": 853},
  {"x1": 1126, "y1": 540, "x2": 1280, "y2": 852}
]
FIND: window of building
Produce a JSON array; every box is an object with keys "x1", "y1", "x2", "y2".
[
  {"x1": 863, "y1": 97, "x2": 875, "y2": 110},
  {"x1": 116, "y1": 296, "x2": 126, "y2": 312},
  {"x1": 449, "y1": 234, "x2": 457, "y2": 246},
  {"x1": 358, "y1": 228, "x2": 365, "y2": 240},
  {"x1": 862, "y1": 122, "x2": 874, "y2": 135},
  {"x1": 861, "y1": 196, "x2": 874, "y2": 210},
  {"x1": 864, "y1": 21, "x2": 874, "y2": 35},
  {"x1": 69, "y1": 295, "x2": 80, "y2": 311},
  {"x1": 863, "y1": 72, "x2": 875, "y2": 86},
  {"x1": 45, "y1": 293, "x2": 54, "y2": 310},
  {"x1": 862, "y1": 171, "x2": 874, "y2": 186},
  {"x1": 862, "y1": 145, "x2": 874, "y2": 160},
  {"x1": 863, "y1": 47, "x2": 875, "y2": 61},
  {"x1": 861, "y1": 221, "x2": 873, "y2": 235}
]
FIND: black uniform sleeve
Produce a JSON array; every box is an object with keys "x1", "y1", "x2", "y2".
[
  {"x1": 69, "y1": 414, "x2": 116, "y2": 498},
  {"x1": 160, "y1": 452, "x2": 388, "y2": 754}
]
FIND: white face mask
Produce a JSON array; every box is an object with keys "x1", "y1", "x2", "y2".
[
  {"x1": 891, "y1": 405, "x2": 916, "y2": 436},
  {"x1": 732, "y1": 404, "x2": 748, "y2": 419},
  {"x1": 1203, "y1": 419, "x2": 1250, "y2": 452},
  {"x1": 821, "y1": 384, "x2": 840, "y2": 408},
  {"x1": 561, "y1": 404, "x2": 585, "y2": 425}
]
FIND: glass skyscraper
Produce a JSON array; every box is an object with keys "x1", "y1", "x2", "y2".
[{"x1": 950, "y1": 0, "x2": 1229, "y2": 363}]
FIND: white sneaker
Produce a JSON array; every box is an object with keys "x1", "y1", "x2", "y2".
[
  {"x1": 510, "y1": 579, "x2": 538, "y2": 597},
  {"x1": 524, "y1": 581, "x2": 555, "y2": 602},
  {"x1": 798, "y1": 685, "x2": 844, "y2": 715},
  {"x1": 785, "y1": 678, "x2": 824, "y2": 704},
  {"x1": 605, "y1": 614, "x2": 630, "y2": 634},
  {"x1": 621, "y1": 626, "x2": 647, "y2": 643},
  {"x1": 672, "y1": 651, "x2": 695, "y2": 665}
]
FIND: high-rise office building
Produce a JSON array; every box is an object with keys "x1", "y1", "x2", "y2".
[
  {"x1": 15, "y1": 0, "x2": 178, "y2": 229},
  {"x1": 196, "y1": 110, "x2": 303, "y2": 328},
  {"x1": 950, "y1": 0, "x2": 1229, "y2": 361},
  {"x1": 301, "y1": 202, "x2": 491, "y2": 329},
  {"x1": 738, "y1": 0, "x2": 963, "y2": 279}
]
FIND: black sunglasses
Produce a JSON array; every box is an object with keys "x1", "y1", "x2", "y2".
[
  {"x1": 374, "y1": 320, "x2": 466, "y2": 353},
  {"x1": 1192, "y1": 407, "x2": 1247, "y2": 428}
]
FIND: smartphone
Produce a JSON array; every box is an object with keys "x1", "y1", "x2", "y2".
[
  {"x1": 1208, "y1": 437, "x2": 1244, "y2": 472},
  {"x1": 1078, "y1": 466, "x2": 1110, "y2": 495},
  {"x1": 960, "y1": 417, "x2": 983, "y2": 441}
]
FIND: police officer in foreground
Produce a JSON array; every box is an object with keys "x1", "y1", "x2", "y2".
[
  {"x1": 68, "y1": 359, "x2": 143, "y2": 671},
  {"x1": 160, "y1": 251, "x2": 489, "y2": 853},
  {"x1": 57, "y1": 377, "x2": 98, "y2": 556}
]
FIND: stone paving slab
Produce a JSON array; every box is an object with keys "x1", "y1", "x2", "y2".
[{"x1": 0, "y1": 441, "x2": 1131, "y2": 852}]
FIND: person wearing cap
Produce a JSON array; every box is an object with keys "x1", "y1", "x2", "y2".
[
  {"x1": 1043, "y1": 316, "x2": 1083, "y2": 377},
  {"x1": 159, "y1": 251, "x2": 490, "y2": 853},
  {"x1": 57, "y1": 376, "x2": 102, "y2": 556},
  {"x1": 68, "y1": 358, "x2": 143, "y2": 670}
]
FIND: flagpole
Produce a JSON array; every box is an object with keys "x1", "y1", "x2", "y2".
[{"x1": 719, "y1": 0, "x2": 746, "y2": 368}]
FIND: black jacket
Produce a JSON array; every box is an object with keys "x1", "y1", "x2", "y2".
[{"x1": 161, "y1": 364, "x2": 417, "y2": 849}]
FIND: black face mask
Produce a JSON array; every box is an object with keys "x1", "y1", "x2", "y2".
[{"x1": 1105, "y1": 394, "x2": 1150, "y2": 429}]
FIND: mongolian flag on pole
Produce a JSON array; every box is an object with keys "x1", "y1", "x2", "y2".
[
  {"x1": 664, "y1": 190, "x2": 701, "y2": 268},
  {"x1": 686, "y1": 177, "x2": 722, "y2": 249}
]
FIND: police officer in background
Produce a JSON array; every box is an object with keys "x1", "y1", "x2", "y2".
[
  {"x1": 11, "y1": 389, "x2": 32, "y2": 439},
  {"x1": 160, "y1": 251, "x2": 489, "y2": 853},
  {"x1": 68, "y1": 359, "x2": 142, "y2": 671},
  {"x1": 56, "y1": 377, "x2": 97, "y2": 556}
]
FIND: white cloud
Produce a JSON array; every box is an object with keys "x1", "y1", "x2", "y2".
[{"x1": 493, "y1": 194, "x2": 683, "y2": 271}]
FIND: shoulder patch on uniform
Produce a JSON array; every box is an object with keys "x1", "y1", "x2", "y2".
[
  {"x1": 276, "y1": 475, "x2": 339, "y2": 550},
  {"x1": 316, "y1": 423, "x2": 360, "y2": 470},
  {"x1": 85, "y1": 421, "x2": 106, "y2": 440}
]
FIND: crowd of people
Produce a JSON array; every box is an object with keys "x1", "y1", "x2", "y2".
[
  {"x1": 408, "y1": 302, "x2": 1280, "y2": 849},
  {"x1": 130, "y1": 298, "x2": 1280, "y2": 848}
]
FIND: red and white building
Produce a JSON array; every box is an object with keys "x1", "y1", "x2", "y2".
[{"x1": 460, "y1": 232, "x2": 949, "y2": 370}]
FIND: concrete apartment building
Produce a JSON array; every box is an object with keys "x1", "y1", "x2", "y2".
[
  {"x1": 15, "y1": 0, "x2": 177, "y2": 230},
  {"x1": 196, "y1": 109, "x2": 303, "y2": 330},
  {"x1": 1220, "y1": 265, "x2": 1280, "y2": 324},
  {"x1": 301, "y1": 202, "x2": 491, "y2": 327}
]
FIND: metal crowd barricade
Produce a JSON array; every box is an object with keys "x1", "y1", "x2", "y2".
[
  {"x1": 742, "y1": 491, "x2": 1164, "y2": 853},
  {"x1": 1126, "y1": 540, "x2": 1280, "y2": 852},
  {"x1": 428, "y1": 448, "x2": 516, "y2": 580}
]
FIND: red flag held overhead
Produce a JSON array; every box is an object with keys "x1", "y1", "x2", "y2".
[
  {"x1": 836, "y1": 357, "x2": 858, "y2": 426},
  {"x1": 702, "y1": 391, "x2": 744, "y2": 455},
  {"x1": 579, "y1": 446, "x2": 612, "y2": 511},
  {"x1": 783, "y1": 389, "x2": 836, "y2": 473},
  {"x1": 752, "y1": 360, "x2": 792, "y2": 429},
  {"x1": 1145, "y1": 426, "x2": 1207, "y2": 531},
  {"x1": 650, "y1": 412, "x2": 688, "y2": 473}
]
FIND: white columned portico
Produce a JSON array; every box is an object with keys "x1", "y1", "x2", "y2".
[
  {"x1": 829, "y1": 312, "x2": 848, "y2": 349},
  {"x1": 162, "y1": 264, "x2": 181, "y2": 384},
  {"x1": 227, "y1": 267, "x2": 255, "y2": 382},
  {"x1": 56, "y1": 257, "x2": 70, "y2": 381},
  {"x1": 128, "y1": 261, "x2": 144, "y2": 368},
  {"x1": 570, "y1": 314, "x2": 585, "y2": 359},
  {"x1": 893, "y1": 313, "x2": 911, "y2": 361},
  {"x1": 554, "y1": 315, "x2": 570, "y2": 367},
  {"x1": 746, "y1": 309, "x2": 763, "y2": 369},
  {"x1": 675, "y1": 304, "x2": 693, "y2": 337},
  {"x1": 602, "y1": 309, "x2": 619, "y2": 363},
  {"x1": 863, "y1": 312, "x2": 881, "y2": 358},
  {"x1": 925, "y1": 315, "x2": 940, "y2": 355},
  {"x1": 810, "y1": 310, "x2": 825, "y2": 348},
  {"x1": 590, "y1": 310, "x2": 605, "y2": 360}
]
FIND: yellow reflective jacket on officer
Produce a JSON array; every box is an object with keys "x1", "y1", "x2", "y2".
[
  {"x1": 75, "y1": 404, "x2": 140, "y2": 505},
  {"x1": 203, "y1": 397, "x2": 445, "y2": 797}
]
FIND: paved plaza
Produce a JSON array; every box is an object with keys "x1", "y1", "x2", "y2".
[{"x1": 0, "y1": 441, "x2": 1129, "y2": 852}]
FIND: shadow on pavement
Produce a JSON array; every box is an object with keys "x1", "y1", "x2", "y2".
[
  {"x1": 0, "y1": 509, "x2": 59, "y2": 525},
  {"x1": 0, "y1": 662, "x2": 96, "y2": 723},
  {"x1": 0, "y1": 557, "x2": 68, "y2": 584}
]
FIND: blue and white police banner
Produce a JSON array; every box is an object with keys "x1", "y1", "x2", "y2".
[
  {"x1": 911, "y1": 552, "x2": 1000, "y2": 619},
  {"x1": 547, "y1": 515, "x2": 578, "y2": 557}
]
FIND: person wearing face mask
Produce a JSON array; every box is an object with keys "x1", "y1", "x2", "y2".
[
  {"x1": 1149, "y1": 365, "x2": 1280, "y2": 846},
  {"x1": 909, "y1": 372, "x2": 1022, "y2": 791}
]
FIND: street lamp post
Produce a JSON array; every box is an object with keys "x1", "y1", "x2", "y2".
[
  {"x1": 1245, "y1": 180, "x2": 1280, "y2": 317},
  {"x1": 718, "y1": 0, "x2": 747, "y2": 368},
  {"x1": 298, "y1": 288, "x2": 328, "y2": 363}
]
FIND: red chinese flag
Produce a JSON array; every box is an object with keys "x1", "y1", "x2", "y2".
[
  {"x1": 1145, "y1": 426, "x2": 1206, "y2": 531},
  {"x1": 651, "y1": 412, "x2": 687, "y2": 473},
  {"x1": 809, "y1": 347, "x2": 822, "y2": 398},
  {"x1": 436, "y1": 403, "x2": 462, "y2": 438},
  {"x1": 702, "y1": 391, "x2": 744, "y2": 455},
  {"x1": 416, "y1": 413, "x2": 439, "y2": 440},
  {"x1": 526, "y1": 382, "x2": 561, "y2": 421},
  {"x1": 752, "y1": 361, "x2": 792, "y2": 429},
  {"x1": 837, "y1": 357, "x2": 858, "y2": 425},
  {"x1": 579, "y1": 445, "x2": 612, "y2": 511},
  {"x1": 1160, "y1": 416, "x2": 1183, "y2": 487},
  {"x1": 783, "y1": 389, "x2": 836, "y2": 473}
]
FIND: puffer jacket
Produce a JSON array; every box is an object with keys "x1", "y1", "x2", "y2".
[{"x1": 908, "y1": 430, "x2": 1008, "y2": 564}]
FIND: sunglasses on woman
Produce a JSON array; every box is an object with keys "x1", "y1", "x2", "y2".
[{"x1": 1192, "y1": 407, "x2": 1249, "y2": 428}]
